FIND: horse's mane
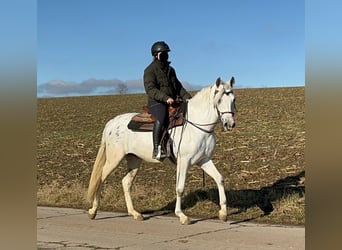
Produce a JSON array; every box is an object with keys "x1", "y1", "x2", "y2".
[
  {"x1": 190, "y1": 83, "x2": 225, "y2": 108},
  {"x1": 189, "y1": 85, "x2": 215, "y2": 106}
]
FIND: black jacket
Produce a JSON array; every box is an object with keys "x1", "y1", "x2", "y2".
[{"x1": 143, "y1": 60, "x2": 191, "y2": 104}]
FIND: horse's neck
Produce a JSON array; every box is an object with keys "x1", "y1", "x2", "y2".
[{"x1": 187, "y1": 90, "x2": 218, "y2": 128}]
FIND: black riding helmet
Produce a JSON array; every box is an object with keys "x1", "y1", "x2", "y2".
[{"x1": 151, "y1": 41, "x2": 171, "y2": 56}]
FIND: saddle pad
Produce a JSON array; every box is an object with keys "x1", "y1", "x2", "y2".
[
  {"x1": 131, "y1": 112, "x2": 155, "y2": 123},
  {"x1": 127, "y1": 120, "x2": 154, "y2": 131}
]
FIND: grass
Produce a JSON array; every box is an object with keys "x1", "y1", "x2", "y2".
[{"x1": 37, "y1": 87, "x2": 305, "y2": 225}]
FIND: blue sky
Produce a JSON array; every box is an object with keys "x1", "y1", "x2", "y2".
[{"x1": 37, "y1": 0, "x2": 304, "y2": 97}]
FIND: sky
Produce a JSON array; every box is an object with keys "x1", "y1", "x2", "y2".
[{"x1": 37, "y1": 0, "x2": 304, "y2": 97}]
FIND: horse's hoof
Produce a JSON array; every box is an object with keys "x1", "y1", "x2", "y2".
[
  {"x1": 88, "y1": 210, "x2": 97, "y2": 220},
  {"x1": 180, "y1": 217, "x2": 191, "y2": 225},
  {"x1": 134, "y1": 214, "x2": 144, "y2": 221},
  {"x1": 219, "y1": 214, "x2": 228, "y2": 222},
  {"x1": 219, "y1": 211, "x2": 228, "y2": 222}
]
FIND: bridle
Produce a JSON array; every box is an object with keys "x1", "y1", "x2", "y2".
[
  {"x1": 216, "y1": 107, "x2": 235, "y2": 118},
  {"x1": 184, "y1": 89, "x2": 236, "y2": 134},
  {"x1": 215, "y1": 88, "x2": 236, "y2": 114}
]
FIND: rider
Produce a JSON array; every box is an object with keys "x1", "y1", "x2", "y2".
[{"x1": 143, "y1": 41, "x2": 192, "y2": 159}]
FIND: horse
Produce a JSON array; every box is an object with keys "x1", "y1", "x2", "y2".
[{"x1": 87, "y1": 76, "x2": 236, "y2": 225}]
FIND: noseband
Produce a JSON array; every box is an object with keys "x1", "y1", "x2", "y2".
[{"x1": 216, "y1": 108, "x2": 235, "y2": 117}]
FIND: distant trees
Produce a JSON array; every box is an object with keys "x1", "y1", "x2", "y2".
[{"x1": 115, "y1": 83, "x2": 128, "y2": 94}]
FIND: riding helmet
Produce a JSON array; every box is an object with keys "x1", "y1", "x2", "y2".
[{"x1": 151, "y1": 41, "x2": 171, "y2": 55}]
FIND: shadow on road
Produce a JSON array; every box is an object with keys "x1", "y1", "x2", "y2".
[
  {"x1": 95, "y1": 214, "x2": 130, "y2": 221},
  {"x1": 141, "y1": 171, "x2": 305, "y2": 222}
]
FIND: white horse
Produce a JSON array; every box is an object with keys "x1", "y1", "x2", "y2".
[{"x1": 87, "y1": 76, "x2": 236, "y2": 225}]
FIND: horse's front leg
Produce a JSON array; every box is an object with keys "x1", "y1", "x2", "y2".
[
  {"x1": 201, "y1": 159, "x2": 228, "y2": 222},
  {"x1": 175, "y1": 159, "x2": 191, "y2": 225}
]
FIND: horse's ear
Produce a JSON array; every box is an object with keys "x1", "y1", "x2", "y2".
[
  {"x1": 216, "y1": 77, "x2": 221, "y2": 87},
  {"x1": 230, "y1": 76, "x2": 235, "y2": 87}
]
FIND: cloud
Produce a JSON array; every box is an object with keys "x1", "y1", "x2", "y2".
[
  {"x1": 37, "y1": 78, "x2": 202, "y2": 97},
  {"x1": 37, "y1": 78, "x2": 142, "y2": 97}
]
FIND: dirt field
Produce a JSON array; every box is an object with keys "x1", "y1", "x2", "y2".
[{"x1": 37, "y1": 87, "x2": 305, "y2": 225}]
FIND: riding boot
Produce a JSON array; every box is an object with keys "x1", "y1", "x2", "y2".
[{"x1": 152, "y1": 120, "x2": 166, "y2": 159}]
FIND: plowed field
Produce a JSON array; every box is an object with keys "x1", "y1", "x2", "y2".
[{"x1": 37, "y1": 87, "x2": 305, "y2": 225}]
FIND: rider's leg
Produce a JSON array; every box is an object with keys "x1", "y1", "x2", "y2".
[
  {"x1": 152, "y1": 119, "x2": 166, "y2": 159},
  {"x1": 148, "y1": 102, "x2": 168, "y2": 160}
]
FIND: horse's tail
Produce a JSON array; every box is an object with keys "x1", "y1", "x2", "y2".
[{"x1": 87, "y1": 140, "x2": 106, "y2": 202}]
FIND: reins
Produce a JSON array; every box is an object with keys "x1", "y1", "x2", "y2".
[
  {"x1": 184, "y1": 119, "x2": 218, "y2": 133},
  {"x1": 184, "y1": 105, "x2": 234, "y2": 134}
]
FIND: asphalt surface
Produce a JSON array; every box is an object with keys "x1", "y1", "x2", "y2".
[{"x1": 37, "y1": 206, "x2": 304, "y2": 249}]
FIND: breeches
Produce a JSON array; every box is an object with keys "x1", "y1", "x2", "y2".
[{"x1": 148, "y1": 102, "x2": 168, "y2": 127}]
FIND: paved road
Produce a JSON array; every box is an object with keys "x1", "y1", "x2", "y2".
[{"x1": 37, "y1": 206, "x2": 304, "y2": 249}]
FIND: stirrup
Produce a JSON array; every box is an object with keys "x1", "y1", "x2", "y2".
[{"x1": 152, "y1": 145, "x2": 166, "y2": 160}]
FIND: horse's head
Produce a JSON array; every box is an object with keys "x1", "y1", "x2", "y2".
[{"x1": 213, "y1": 76, "x2": 236, "y2": 131}]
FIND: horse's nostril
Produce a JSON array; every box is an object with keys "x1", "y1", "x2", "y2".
[{"x1": 232, "y1": 122, "x2": 236, "y2": 128}]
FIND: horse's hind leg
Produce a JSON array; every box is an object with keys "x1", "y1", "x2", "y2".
[
  {"x1": 201, "y1": 159, "x2": 228, "y2": 221},
  {"x1": 88, "y1": 148, "x2": 125, "y2": 219},
  {"x1": 122, "y1": 154, "x2": 143, "y2": 221},
  {"x1": 88, "y1": 184, "x2": 101, "y2": 219}
]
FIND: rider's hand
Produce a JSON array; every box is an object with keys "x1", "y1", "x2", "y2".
[{"x1": 166, "y1": 98, "x2": 174, "y2": 105}]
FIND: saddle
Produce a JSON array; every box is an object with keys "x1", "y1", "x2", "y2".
[
  {"x1": 127, "y1": 102, "x2": 186, "y2": 132},
  {"x1": 127, "y1": 102, "x2": 187, "y2": 163}
]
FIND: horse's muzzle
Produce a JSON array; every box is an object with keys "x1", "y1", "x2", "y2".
[{"x1": 223, "y1": 121, "x2": 235, "y2": 131}]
